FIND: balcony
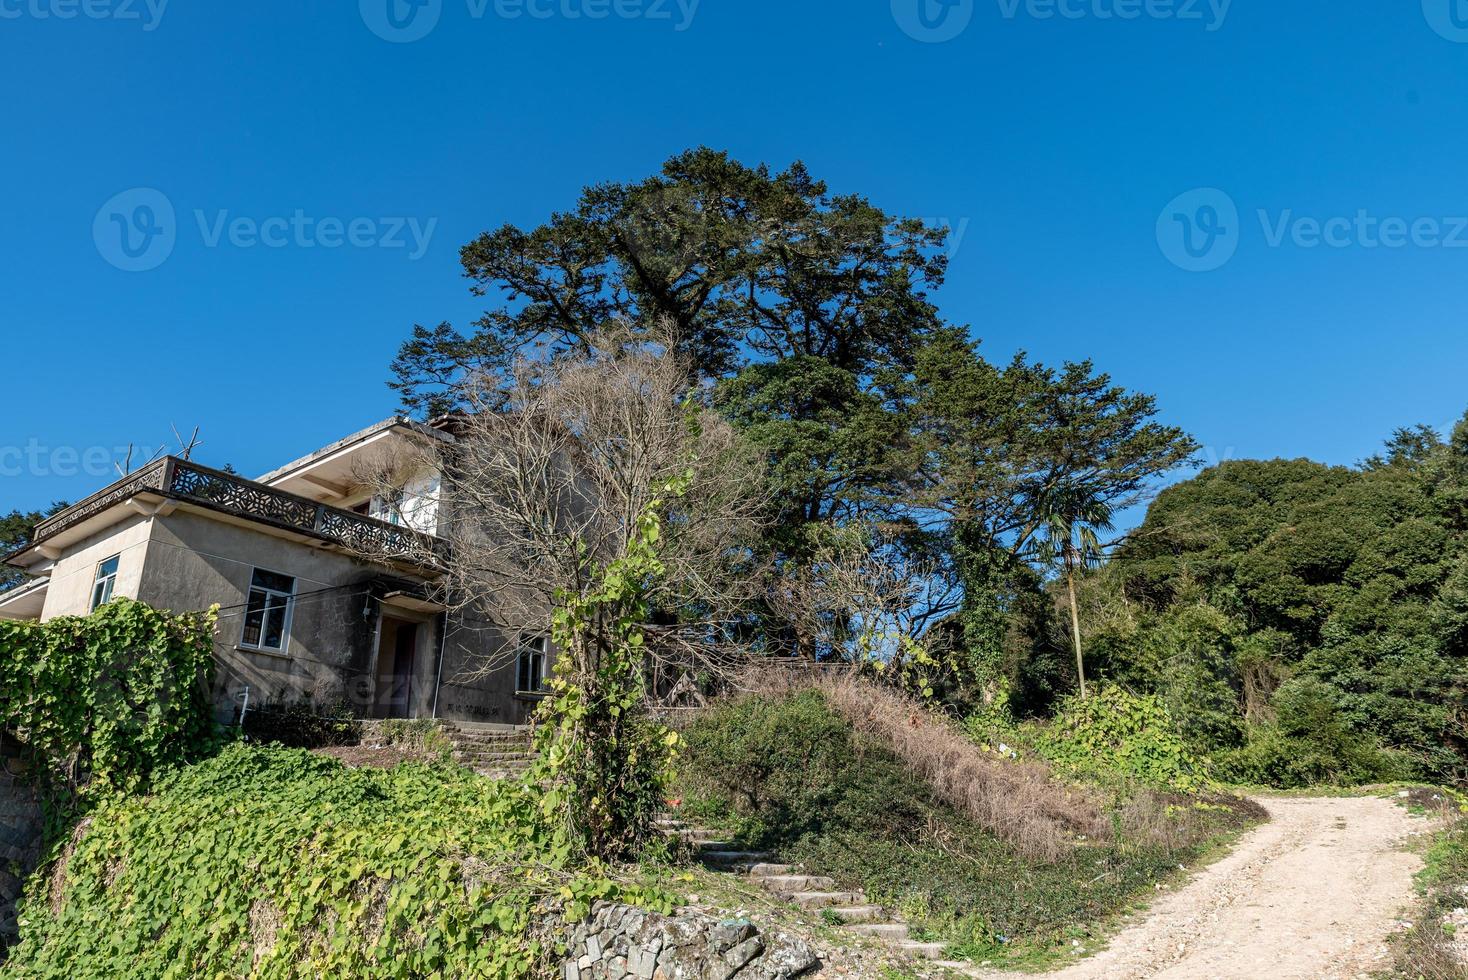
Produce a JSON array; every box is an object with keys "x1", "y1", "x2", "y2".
[{"x1": 31, "y1": 458, "x2": 448, "y2": 570}]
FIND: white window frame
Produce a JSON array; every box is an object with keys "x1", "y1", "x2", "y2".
[
  {"x1": 240, "y1": 568, "x2": 296, "y2": 655},
  {"x1": 516, "y1": 635, "x2": 549, "y2": 695},
  {"x1": 90, "y1": 554, "x2": 121, "y2": 612}
]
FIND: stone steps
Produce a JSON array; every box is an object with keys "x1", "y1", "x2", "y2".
[
  {"x1": 661, "y1": 812, "x2": 955, "y2": 966},
  {"x1": 439, "y1": 723, "x2": 535, "y2": 778}
]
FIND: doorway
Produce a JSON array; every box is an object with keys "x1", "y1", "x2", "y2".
[{"x1": 374, "y1": 617, "x2": 420, "y2": 719}]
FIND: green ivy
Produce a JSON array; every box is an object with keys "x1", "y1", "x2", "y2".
[
  {"x1": 529, "y1": 466, "x2": 693, "y2": 863},
  {"x1": 1031, "y1": 687, "x2": 1213, "y2": 793},
  {"x1": 0, "y1": 598, "x2": 217, "y2": 794},
  {"x1": 4, "y1": 744, "x2": 675, "y2": 979}
]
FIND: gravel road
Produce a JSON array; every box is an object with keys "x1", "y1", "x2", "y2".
[{"x1": 977, "y1": 795, "x2": 1429, "y2": 980}]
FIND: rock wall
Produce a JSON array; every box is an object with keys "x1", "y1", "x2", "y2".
[
  {"x1": 0, "y1": 735, "x2": 43, "y2": 952},
  {"x1": 561, "y1": 903, "x2": 819, "y2": 980}
]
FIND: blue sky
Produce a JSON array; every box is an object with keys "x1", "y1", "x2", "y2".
[{"x1": 3, "y1": 1, "x2": 1468, "y2": 517}]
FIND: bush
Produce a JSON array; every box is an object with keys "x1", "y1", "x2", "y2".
[
  {"x1": 1211, "y1": 679, "x2": 1417, "y2": 788},
  {"x1": 0, "y1": 599, "x2": 216, "y2": 793},
  {"x1": 242, "y1": 699, "x2": 362, "y2": 749},
  {"x1": 1030, "y1": 687, "x2": 1212, "y2": 793}
]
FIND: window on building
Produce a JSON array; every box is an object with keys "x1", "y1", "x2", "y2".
[
  {"x1": 516, "y1": 635, "x2": 549, "y2": 694},
  {"x1": 90, "y1": 555, "x2": 120, "y2": 612},
  {"x1": 241, "y1": 569, "x2": 295, "y2": 653}
]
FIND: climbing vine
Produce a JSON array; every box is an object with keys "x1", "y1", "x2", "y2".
[
  {"x1": 0, "y1": 598, "x2": 216, "y2": 794},
  {"x1": 529, "y1": 467, "x2": 694, "y2": 862}
]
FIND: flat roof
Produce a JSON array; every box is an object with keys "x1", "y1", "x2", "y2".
[{"x1": 256, "y1": 416, "x2": 451, "y2": 486}]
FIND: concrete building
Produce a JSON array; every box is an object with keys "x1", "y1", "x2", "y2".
[{"x1": 0, "y1": 418, "x2": 548, "y2": 726}]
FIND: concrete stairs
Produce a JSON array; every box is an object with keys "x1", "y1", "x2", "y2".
[
  {"x1": 658, "y1": 815, "x2": 959, "y2": 966},
  {"x1": 438, "y1": 721, "x2": 535, "y2": 778}
]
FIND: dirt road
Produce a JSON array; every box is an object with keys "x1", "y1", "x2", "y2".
[{"x1": 986, "y1": 795, "x2": 1430, "y2": 980}]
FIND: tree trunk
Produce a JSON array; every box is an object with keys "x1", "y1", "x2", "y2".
[{"x1": 1066, "y1": 557, "x2": 1087, "y2": 700}]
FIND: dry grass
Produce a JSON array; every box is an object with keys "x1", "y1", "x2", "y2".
[{"x1": 744, "y1": 669, "x2": 1112, "y2": 862}]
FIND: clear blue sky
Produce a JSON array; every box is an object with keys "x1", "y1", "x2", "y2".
[{"x1": 4, "y1": 1, "x2": 1467, "y2": 516}]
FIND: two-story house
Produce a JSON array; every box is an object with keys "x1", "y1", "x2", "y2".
[{"x1": 0, "y1": 418, "x2": 550, "y2": 726}]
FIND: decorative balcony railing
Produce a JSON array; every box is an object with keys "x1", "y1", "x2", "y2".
[{"x1": 31, "y1": 458, "x2": 447, "y2": 569}]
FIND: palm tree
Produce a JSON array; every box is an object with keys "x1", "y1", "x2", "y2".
[{"x1": 1035, "y1": 491, "x2": 1114, "y2": 700}]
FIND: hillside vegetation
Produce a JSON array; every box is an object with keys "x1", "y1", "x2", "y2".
[
  {"x1": 1065, "y1": 423, "x2": 1468, "y2": 787},
  {"x1": 673, "y1": 677, "x2": 1262, "y2": 969},
  {"x1": 5, "y1": 744, "x2": 669, "y2": 979}
]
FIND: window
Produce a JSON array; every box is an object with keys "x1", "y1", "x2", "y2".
[
  {"x1": 516, "y1": 635, "x2": 549, "y2": 695},
  {"x1": 241, "y1": 569, "x2": 295, "y2": 653},
  {"x1": 90, "y1": 555, "x2": 120, "y2": 612}
]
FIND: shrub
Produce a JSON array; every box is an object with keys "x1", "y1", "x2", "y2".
[
  {"x1": 744, "y1": 672, "x2": 1112, "y2": 861},
  {"x1": 1031, "y1": 687, "x2": 1212, "y2": 793},
  {"x1": 0, "y1": 599, "x2": 216, "y2": 793},
  {"x1": 1211, "y1": 678, "x2": 1417, "y2": 788}
]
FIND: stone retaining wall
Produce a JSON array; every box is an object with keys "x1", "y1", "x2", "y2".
[
  {"x1": 0, "y1": 735, "x2": 43, "y2": 952},
  {"x1": 561, "y1": 902, "x2": 819, "y2": 980}
]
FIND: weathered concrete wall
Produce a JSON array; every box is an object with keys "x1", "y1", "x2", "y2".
[
  {"x1": 0, "y1": 737, "x2": 43, "y2": 953},
  {"x1": 561, "y1": 903, "x2": 819, "y2": 980},
  {"x1": 38, "y1": 513, "x2": 154, "y2": 620},
  {"x1": 141, "y1": 511, "x2": 399, "y2": 720}
]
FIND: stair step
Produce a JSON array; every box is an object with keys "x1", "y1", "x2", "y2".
[
  {"x1": 695, "y1": 840, "x2": 737, "y2": 852},
  {"x1": 897, "y1": 941, "x2": 949, "y2": 961},
  {"x1": 845, "y1": 923, "x2": 910, "y2": 941},
  {"x1": 791, "y1": 891, "x2": 864, "y2": 909},
  {"x1": 824, "y1": 905, "x2": 885, "y2": 924},
  {"x1": 747, "y1": 863, "x2": 795, "y2": 878},
  {"x1": 761, "y1": 874, "x2": 837, "y2": 894},
  {"x1": 698, "y1": 851, "x2": 774, "y2": 867}
]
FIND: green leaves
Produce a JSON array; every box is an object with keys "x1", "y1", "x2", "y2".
[
  {"x1": 4, "y1": 743, "x2": 667, "y2": 979},
  {"x1": 0, "y1": 598, "x2": 216, "y2": 795}
]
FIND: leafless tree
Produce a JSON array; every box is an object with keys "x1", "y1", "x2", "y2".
[
  {"x1": 364, "y1": 322, "x2": 770, "y2": 690},
  {"x1": 767, "y1": 524, "x2": 962, "y2": 671}
]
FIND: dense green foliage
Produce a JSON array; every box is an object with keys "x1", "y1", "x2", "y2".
[
  {"x1": 1073, "y1": 416, "x2": 1468, "y2": 785},
  {"x1": 1030, "y1": 688, "x2": 1213, "y2": 793},
  {"x1": 676, "y1": 690, "x2": 1258, "y2": 967},
  {"x1": 531, "y1": 474, "x2": 689, "y2": 862},
  {"x1": 5, "y1": 745, "x2": 672, "y2": 979},
  {"x1": 0, "y1": 598, "x2": 216, "y2": 793}
]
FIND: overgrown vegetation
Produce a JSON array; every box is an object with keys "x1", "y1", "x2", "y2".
[
  {"x1": 1392, "y1": 796, "x2": 1468, "y2": 979},
  {"x1": 4, "y1": 744, "x2": 673, "y2": 979},
  {"x1": 675, "y1": 684, "x2": 1261, "y2": 967},
  {"x1": 0, "y1": 598, "x2": 216, "y2": 794},
  {"x1": 1072, "y1": 421, "x2": 1468, "y2": 787}
]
